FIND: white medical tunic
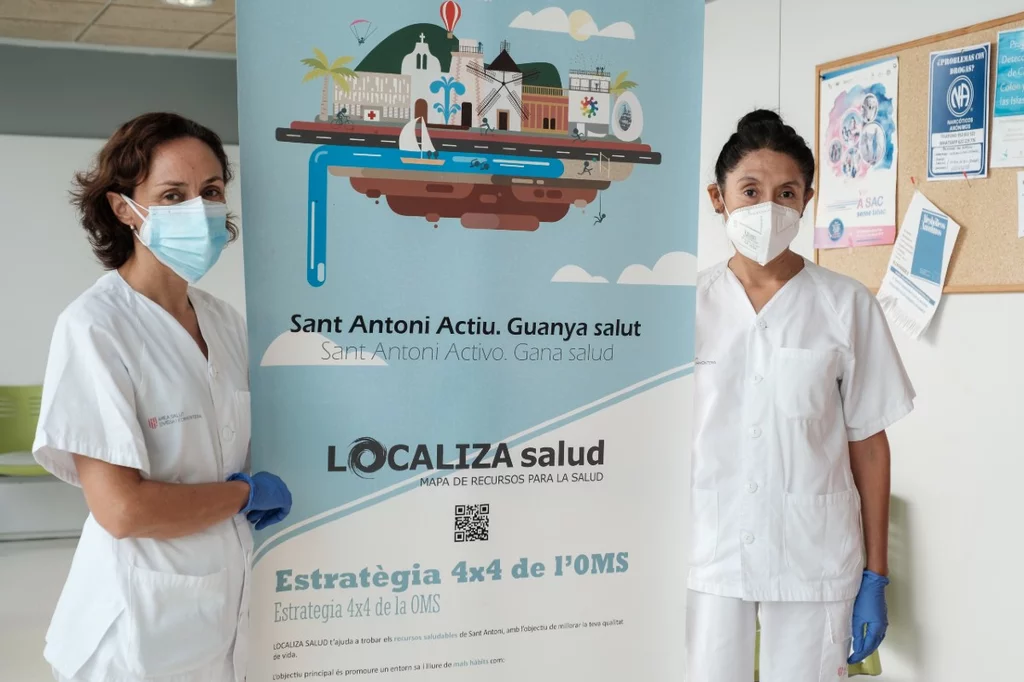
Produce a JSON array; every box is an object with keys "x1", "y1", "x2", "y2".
[
  {"x1": 688, "y1": 260, "x2": 915, "y2": 603},
  {"x1": 32, "y1": 272, "x2": 253, "y2": 682}
]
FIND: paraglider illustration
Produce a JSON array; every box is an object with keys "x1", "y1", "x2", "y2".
[
  {"x1": 439, "y1": 0, "x2": 462, "y2": 38},
  {"x1": 349, "y1": 19, "x2": 377, "y2": 45}
]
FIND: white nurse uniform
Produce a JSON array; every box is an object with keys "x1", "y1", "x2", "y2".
[
  {"x1": 33, "y1": 271, "x2": 253, "y2": 682},
  {"x1": 687, "y1": 259, "x2": 915, "y2": 681}
]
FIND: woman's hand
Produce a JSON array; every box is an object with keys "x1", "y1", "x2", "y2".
[
  {"x1": 849, "y1": 569, "x2": 890, "y2": 663},
  {"x1": 227, "y1": 471, "x2": 293, "y2": 530}
]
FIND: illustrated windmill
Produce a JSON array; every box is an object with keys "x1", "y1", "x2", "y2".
[{"x1": 465, "y1": 41, "x2": 540, "y2": 128}]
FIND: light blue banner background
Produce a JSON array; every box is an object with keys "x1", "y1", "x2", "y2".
[{"x1": 236, "y1": 0, "x2": 703, "y2": 549}]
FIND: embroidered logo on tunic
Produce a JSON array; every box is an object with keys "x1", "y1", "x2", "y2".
[
  {"x1": 147, "y1": 412, "x2": 202, "y2": 429},
  {"x1": 837, "y1": 665, "x2": 848, "y2": 677}
]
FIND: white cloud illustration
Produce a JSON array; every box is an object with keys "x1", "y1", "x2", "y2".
[
  {"x1": 581, "y1": 21, "x2": 636, "y2": 40},
  {"x1": 510, "y1": 7, "x2": 572, "y2": 33},
  {"x1": 617, "y1": 251, "x2": 697, "y2": 286},
  {"x1": 510, "y1": 7, "x2": 635, "y2": 41},
  {"x1": 260, "y1": 331, "x2": 387, "y2": 367},
  {"x1": 551, "y1": 264, "x2": 608, "y2": 284}
]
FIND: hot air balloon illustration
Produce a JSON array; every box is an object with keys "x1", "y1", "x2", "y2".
[
  {"x1": 439, "y1": 0, "x2": 461, "y2": 39},
  {"x1": 349, "y1": 19, "x2": 377, "y2": 46}
]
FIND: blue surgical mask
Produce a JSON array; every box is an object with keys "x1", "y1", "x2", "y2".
[{"x1": 123, "y1": 195, "x2": 230, "y2": 283}]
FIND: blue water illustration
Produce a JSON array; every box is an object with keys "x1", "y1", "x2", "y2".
[{"x1": 306, "y1": 144, "x2": 566, "y2": 286}]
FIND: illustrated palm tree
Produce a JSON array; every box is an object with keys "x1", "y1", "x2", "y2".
[
  {"x1": 610, "y1": 71, "x2": 639, "y2": 97},
  {"x1": 302, "y1": 49, "x2": 357, "y2": 121}
]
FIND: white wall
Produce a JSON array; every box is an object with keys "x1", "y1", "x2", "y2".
[
  {"x1": 0, "y1": 135, "x2": 247, "y2": 386},
  {"x1": 702, "y1": 2, "x2": 1024, "y2": 681},
  {"x1": 698, "y1": 0, "x2": 781, "y2": 269},
  {"x1": 0, "y1": 134, "x2": 247, "y2": 681}
]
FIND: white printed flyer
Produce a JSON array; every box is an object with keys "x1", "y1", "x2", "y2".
[
  {"x1": 235, "y1": 1, "x2": 702, "y2": 680},
  {"x1": 815, "y1": 57, "x2": 900, "y2": 250},
  {"x1": 877, "y1": 191, "x2": 960, "y2": 339}
]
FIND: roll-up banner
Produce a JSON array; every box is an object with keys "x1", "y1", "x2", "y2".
[{"x1": 236, "y1": 1, "x2": 703, "y2": 678}]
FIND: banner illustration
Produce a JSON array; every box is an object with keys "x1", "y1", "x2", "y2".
[
  {"x1": 275, "y1": 8, "x2": 664, "y2": 287},
  {"x1": 236, "y1": 1, "x2": 702, "y2": 679}
]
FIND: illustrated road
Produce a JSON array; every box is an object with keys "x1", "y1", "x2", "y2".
[{"x1": 276, "y1": 127, "x2": 662, "y2": 165}]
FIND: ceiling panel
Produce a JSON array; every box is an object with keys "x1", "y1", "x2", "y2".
[
  {"x1": 0, "y1": 16, "x2": 78, "y2": 41},
  {"x1": 98, "y1": 5, "x2": 230, "y2": 32},
  {"x1": 80, "y1": 23, "x2": 205, "y2": 49},
  {"x1": 114, "y1": 0, "x2": 234, "y2": 12},
  {"x1": 0, "y1": 0, "x2": 105, "y2": 23},
  {"x1": 192, "y1": 31, "x2": 232, "y2": 53},
  {"x1": 0, "y1": 0, "x2": 237, "y2": 53}
]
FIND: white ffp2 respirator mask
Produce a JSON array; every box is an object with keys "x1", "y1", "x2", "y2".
[{"x1": 724, "y1": 201, "x2": 802, "y2": 265}]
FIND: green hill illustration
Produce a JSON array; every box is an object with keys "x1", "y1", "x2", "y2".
[
  {"x1": 519, "y1": 62, "x2": 561, "y2": 88},
  {"x1": 356, "y1": 23, "x2": 561, "y2": 88},
  {"x1": 357, "y1": 24, "x2": 459, "y2": 73}
]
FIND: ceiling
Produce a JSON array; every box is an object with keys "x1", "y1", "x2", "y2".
[{"x1": 0, "y1": 0, "x2": 236, "y2": 53}]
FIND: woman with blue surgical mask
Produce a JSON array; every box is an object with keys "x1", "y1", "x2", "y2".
[
  {"x1": 687, "y1": 109, "x2": 916, "y2": 681},
  {"x1": 32, "y1": 113, "x2": 292, "y2": 682}
]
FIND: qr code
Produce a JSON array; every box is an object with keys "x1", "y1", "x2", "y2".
[{"x1": 454, "y1": 504, "x2": 490, "y2": 543}]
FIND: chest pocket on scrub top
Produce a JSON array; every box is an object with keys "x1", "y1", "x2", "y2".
[{"x1": 772, "y1": 348, "x2": 838, "y2": 420}]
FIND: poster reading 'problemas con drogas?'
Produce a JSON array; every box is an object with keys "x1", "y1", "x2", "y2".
[{"x1": 236, "y1": 1, "x2": 703, "y2": 679}]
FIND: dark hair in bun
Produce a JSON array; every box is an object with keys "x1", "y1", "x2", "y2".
[{"x1": 714, "y1": 109, "x2": 815, "y2": 190}]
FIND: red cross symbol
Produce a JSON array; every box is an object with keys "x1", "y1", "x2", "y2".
[{"x1": 367, "y1": 111, "x2": 377, "y2": 120}]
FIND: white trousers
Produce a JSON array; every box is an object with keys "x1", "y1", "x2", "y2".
[{"x1": 686, "y1": 590, "x2": 856, "y2": 682}]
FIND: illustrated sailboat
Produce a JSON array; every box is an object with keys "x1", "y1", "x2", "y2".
[{"x1": 398, "y1": 117, "x2": 445, "y2": 166}]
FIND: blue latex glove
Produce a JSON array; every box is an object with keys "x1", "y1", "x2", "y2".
[
  {"x1": 848, "y1": 569, "x2": 890, "y2": 664},
  {"x1": 227, "y1": 472, "x2": 292, "y2": 531},
  {"x1": 246, "y1": 508, "x2": 288, "y2": 531}
]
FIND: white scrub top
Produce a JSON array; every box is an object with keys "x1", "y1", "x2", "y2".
[
  {"x1": 689, "y1": 259, "x2": 915, "y2": 603},
  {"x1": 32, "y1": 272, "x2": 253, "y2": 682}
]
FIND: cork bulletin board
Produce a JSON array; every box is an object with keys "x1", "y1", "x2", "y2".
[{"x1": 813, "y1": 12, "x2": 1024, "y2": 293}]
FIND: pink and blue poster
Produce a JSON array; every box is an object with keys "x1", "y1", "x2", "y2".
[{"x1": 815, "y1": 57, "x2": 900, "y2": 250}]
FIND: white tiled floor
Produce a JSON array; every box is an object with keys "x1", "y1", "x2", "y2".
[{"x1": 0, "y1": 539, "x2": 77, "y2": 681}]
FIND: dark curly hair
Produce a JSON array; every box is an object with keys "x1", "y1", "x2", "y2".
[
  {"x1": 71, "y1": 112, "x2": 237, "y2": 270},
  {"x1": 714, "y1": 109, "x2": 816, "y2": 190}
]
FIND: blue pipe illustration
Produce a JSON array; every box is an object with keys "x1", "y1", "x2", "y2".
[
  {"x1": 307, "y1": 146, "x2": 332, "y2": 287},
  {"x1": 304, "y1": 143, "x2": 566, "y2": 287}
]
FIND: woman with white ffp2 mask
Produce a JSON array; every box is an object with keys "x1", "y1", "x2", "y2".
[
  {"x1": 688, "y1": 110, "x2": 916, "y2": 681},
  {"x1": 32, "y1": 113, "x2": 293, "y2": 682}
]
